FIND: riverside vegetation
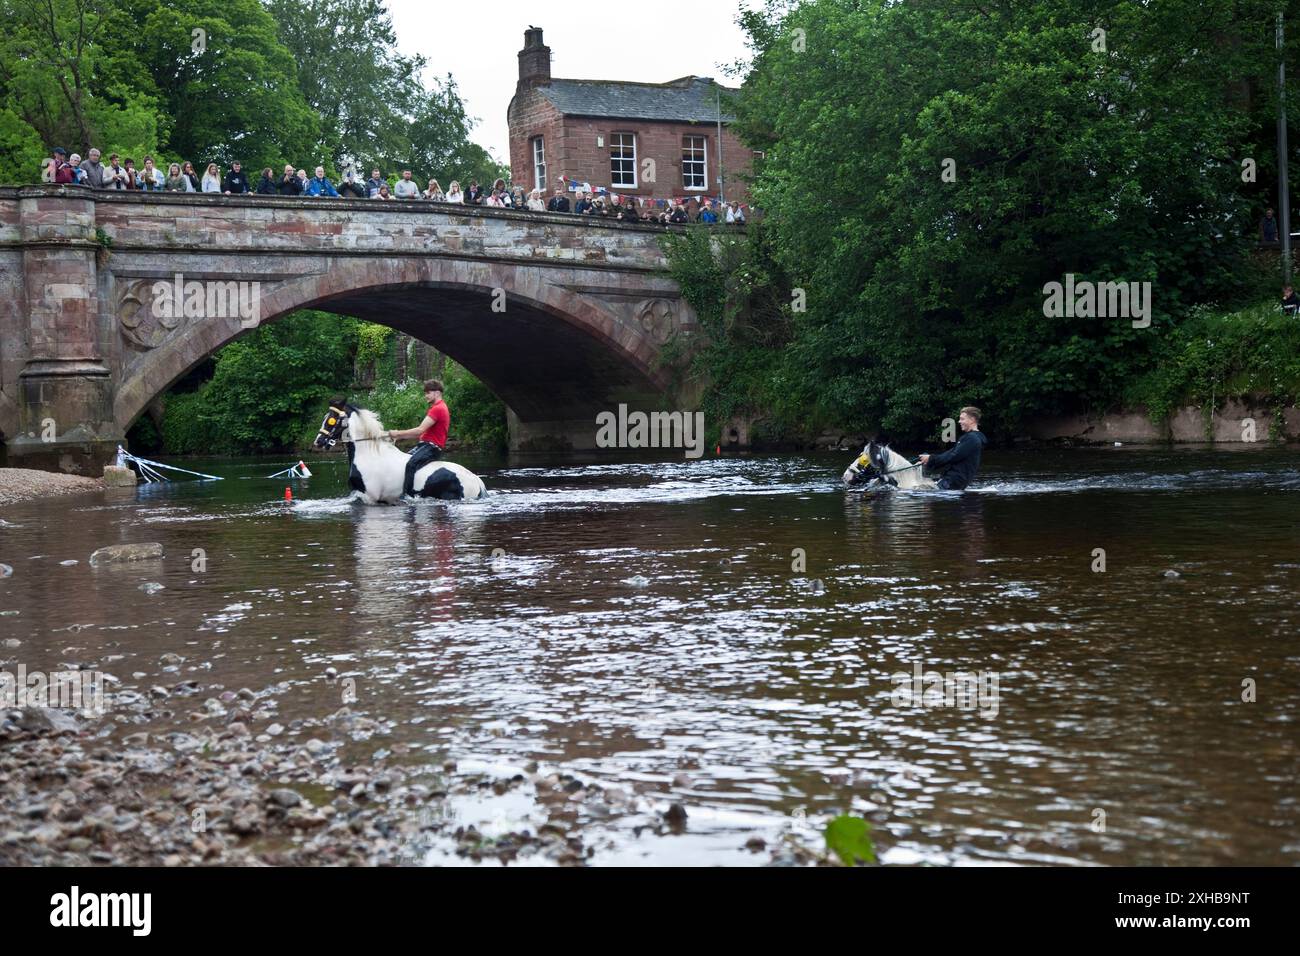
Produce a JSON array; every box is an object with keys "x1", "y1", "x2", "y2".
[{"x1": 659, "y1": 0, "x2": 1300, "y2": 447}]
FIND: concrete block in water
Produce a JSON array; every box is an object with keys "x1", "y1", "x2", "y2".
[{"x1": 102, "y1": 465, "x2": 137, "y2": 488}]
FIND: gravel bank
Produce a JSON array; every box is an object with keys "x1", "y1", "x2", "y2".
[
  {"x1": 0, "y1": 469, "x2": 103, "y2": 509},
  {"x1": 0, "y1": 665, "x2": 824, "y2": 867}
]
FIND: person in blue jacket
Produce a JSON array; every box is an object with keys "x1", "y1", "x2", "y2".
[
  {"x1": 919, "y1": 406, "x2": 988, "y2": 490},
  {"x1": 304, "y1": 166, "x2": 340, "y2": 197}
]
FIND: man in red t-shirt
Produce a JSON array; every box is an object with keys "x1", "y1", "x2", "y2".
[{"x1": 387, "y1": 379, "x2": 451, "y2": 497}]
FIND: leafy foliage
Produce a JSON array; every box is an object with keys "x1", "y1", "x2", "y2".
[
  {"x1": 1127, "y1": 303, "x2": 1300, "y2": 428},
  {"x1": 145, "y1": 313, "x2": 509, "y2": 455},
  {"x1": 824, "y1": 815, "x2": 876, "y2": 866},
  {"x1": 0, "y1": 0, "x2": 505, "y2": 184},
  {"x1": 718, "y1": 0, "x2": 1295, "y2": 439},
  {"x1": 159, "y1": 311, "x2": 359, "y2": 454}
]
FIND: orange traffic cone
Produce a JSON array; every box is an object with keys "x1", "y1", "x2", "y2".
[{"x1": 284, "y1": 487, "x2": 293, "y2": 501}]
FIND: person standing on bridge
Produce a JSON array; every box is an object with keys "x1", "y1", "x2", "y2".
[
  {"x1": 394, "y1": 170, "x2": 420, "y2": 199},
  {"x1": 222, "y1": 161, "x2": 250, "y2": 194},
  {"x1": 278, "y1": 164, "x2": 302, "y2": 196},
  {"x1": 305, "y1": 166, "x2": 340, "y2": 197},
  {"x1": 386, "y1": 380, "x2": 451, "y2": 498}
]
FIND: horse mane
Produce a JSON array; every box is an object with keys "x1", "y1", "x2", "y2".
[
  {"x1": 881, "y1": 445, "x2": 911, "y2": 470},
  {"x1": 347, "y1": 406, "x2": 387, "y2": 441}
]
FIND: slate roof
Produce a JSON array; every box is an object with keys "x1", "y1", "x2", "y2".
[{"x1": 536, "y1": 76, "x2": 737, "y2": 124}]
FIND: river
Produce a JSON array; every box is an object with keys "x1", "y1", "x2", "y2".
[{"x1": 2, "y1": 446, "x2": 1298, "y2": 865}]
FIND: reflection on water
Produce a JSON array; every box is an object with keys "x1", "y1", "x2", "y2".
[{"x1": 2, "y1": 447, "x2": 1299, "y2": 865}]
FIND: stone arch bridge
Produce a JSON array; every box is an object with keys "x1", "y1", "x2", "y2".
[{"x1": 0, "y1": 186, "x2": 704, "y2": 473}]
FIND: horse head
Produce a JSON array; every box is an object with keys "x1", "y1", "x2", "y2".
[
  {"x1": 313, "y1": 398, "x2": 354, "y2": 449},
  {"x1": 843, "y1": 439, "x2": 887, "y2": 485},
  {"x1": 842, "y1": 439, "x2": 904, "y2": 486}
]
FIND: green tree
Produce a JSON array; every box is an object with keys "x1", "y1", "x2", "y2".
[
  {"x1": 727, "y1": 0, "x2": 1294, "y2": 437},
  {"x1": 0, "y1": 0, "x2": 163, "y2": 179},
  {"x1": 134, "y1": 0, "x2": 317, "y2": 169}
]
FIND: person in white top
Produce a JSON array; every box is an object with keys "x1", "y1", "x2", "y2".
[
  {"x1": 526, "y1": 189, "x2": 545, "y2": 212},
  {"x1": 394, "y1": 170, "x2": 420, "y2": 198},
  {"x1": 201, "y1": 163, "x2": 222, "y2": 193},
  {"x1": 445, "y1": 180, "x2": 463, "y2": 203}
]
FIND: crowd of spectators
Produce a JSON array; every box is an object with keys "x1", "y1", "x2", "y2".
[{"x1": 38, "y1": 146, "x2": 749, "y2": 225}]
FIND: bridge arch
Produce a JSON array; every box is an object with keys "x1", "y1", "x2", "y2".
[{"x1": 113, "y1": 257, "x2": 676, "y2": 447}]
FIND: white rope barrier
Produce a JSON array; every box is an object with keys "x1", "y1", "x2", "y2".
[{"x1": 115, "y1": 446, "x2": 223, "y2": 482}]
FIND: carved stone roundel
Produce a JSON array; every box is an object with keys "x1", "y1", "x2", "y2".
[
  {"x1": 636, "y1": 298, "x2": 675, "y2": 345},
  {"x1": 118, "y1": 278, "x2": 182, "y2": 349}
]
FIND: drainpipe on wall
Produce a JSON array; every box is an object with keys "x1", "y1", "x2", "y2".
[{"x1": 716, "y1": 86, "x2": 725, "y2": 204}]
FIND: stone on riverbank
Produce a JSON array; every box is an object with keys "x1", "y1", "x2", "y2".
[{"x1": 88, "y1": 542, "x2": 164, "y2": 566}]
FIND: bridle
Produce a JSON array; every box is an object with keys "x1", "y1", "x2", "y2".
[
  {"x1": 316, "y1": 404, "x2": 394, "y2": 447},
  {"x1": 316, "y1": 404, "x2": 353, "y2": 447}
]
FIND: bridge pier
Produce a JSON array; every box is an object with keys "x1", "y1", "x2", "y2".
[
  {"x1": 507, "y1": 411, "x2": 604, "y2": 452},
  {"x1": 2, "y1": 191, "x2": 124, "y2": 474}
]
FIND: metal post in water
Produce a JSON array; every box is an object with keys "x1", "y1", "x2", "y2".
[{"x1": 1279, "y1": 12, "x2": 1292, "y2": 282}]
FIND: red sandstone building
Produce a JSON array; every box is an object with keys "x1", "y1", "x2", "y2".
[{"x1": 506, "y1": 27, "x2": 750, "y2": 207}]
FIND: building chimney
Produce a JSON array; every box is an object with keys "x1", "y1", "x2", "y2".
[{"x1": 518, "y1": 27, "x2": 552, "y2": 89}]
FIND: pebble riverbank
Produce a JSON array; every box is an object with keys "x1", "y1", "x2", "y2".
[
  {"x1": 0, "y1": 469, "x2": 103, "y2": 509},
  {"x1": 0, "y1": 656, "x2": 825, "y2": 867}
]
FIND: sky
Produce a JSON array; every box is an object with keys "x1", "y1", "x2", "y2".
[{"x1": 385, "y1": 0, "x2": 761, "y2": 163}]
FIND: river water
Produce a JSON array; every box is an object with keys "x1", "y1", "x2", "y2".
[{"x1": 2, "y1": 446, "x2": 1298, "y2": 865}]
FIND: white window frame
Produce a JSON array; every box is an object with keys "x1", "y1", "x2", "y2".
[
  {"x1": 532, "y1": 136, "x2": 546, "y2": 191},
  {"x1": 682, "y1": 135, "x2": 707, "y2": 191},
  {"x1": 610, "y1": 132, "x2": 637, "y2": 189}
]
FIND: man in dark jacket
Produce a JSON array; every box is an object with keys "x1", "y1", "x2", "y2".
[
  {"x1": 919, "y1": 406, "x2": 987, "y2": 490},
  {"x1": 546, "y1": 186, "x2": 570, "y2": 213},
  {"x1": 1262, "y1": 208, "x2": 1279, "y2": 243},
  {"x1": 222, "y1": 161, "x2": 250, "y2": 194},
  {"x1": 278, "y1": 164, "x2": 302, "y2": 196}
]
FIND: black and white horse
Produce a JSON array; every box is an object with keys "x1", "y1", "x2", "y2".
[
  {"x1": 312, "y1": 400, "x2": 487, "y2": 503},
  {"x1": 841, "y1": 440, "x2": 937, "y2": 491}
]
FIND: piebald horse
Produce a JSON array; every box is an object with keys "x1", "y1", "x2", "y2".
[
  {"x1": 841, "y1": 440, "x2": 937, "y2": 491},
  {"x1": 312, "y1": 400, "x2": 487, "y2": 504}
]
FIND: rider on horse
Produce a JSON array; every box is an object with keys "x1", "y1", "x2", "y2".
[{"x1": 385, "y1": 379, "x2": 450, "y2": 498}]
